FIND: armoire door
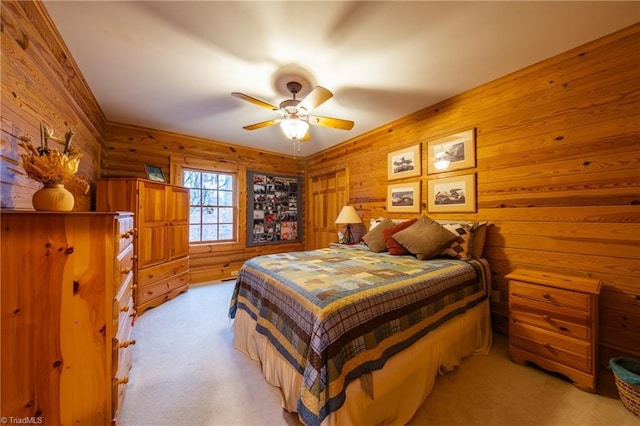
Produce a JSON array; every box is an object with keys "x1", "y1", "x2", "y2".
[
  {"x1": 137, "y1": 180, "x2": 168, "y2": 268},
  {"x1": 307, "y1": 168, "x2": 348, "y2": 250}
]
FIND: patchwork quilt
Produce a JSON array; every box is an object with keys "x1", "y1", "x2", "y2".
[{"x1": 229, "y1": 247, "x2": 489, "y2": 426}]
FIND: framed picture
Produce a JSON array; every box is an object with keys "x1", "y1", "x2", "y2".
[
  {"x1": 387, "y1": 144, "x2": 421, "y2": 180},
  {"x1": 387, "y1": 181, "x2": 421, "y2": 213},
  {"x1": 246, "y1": 170, "x2": 302, "y2": 246},
  {"x1": 145, "y1": 164, "x2": 166, "y2": 182},
  {"x1": 427, "y1": 173, "x2": 476, "y2": 213},
  {"x1": 427, "y1": 129, "x2": 476, "y2": 174}
]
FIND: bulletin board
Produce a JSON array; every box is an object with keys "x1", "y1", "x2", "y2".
[{"x1": 246, "y1": 170, "x2": 302, "y2": 246}]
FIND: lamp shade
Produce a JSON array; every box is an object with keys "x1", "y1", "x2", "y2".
[
  {"x1": 335, "y1": 205, "x2": 362, "y2": 224},
  {"x1": 280, "y1": 117, "x2": 309, "y2": 140}
]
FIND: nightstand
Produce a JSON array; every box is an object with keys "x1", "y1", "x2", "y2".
[{"x1": 506, "y1": 269, "x2": 602, "y2": 392}]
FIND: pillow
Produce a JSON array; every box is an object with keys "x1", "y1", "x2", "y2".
[
  {"x1": 369, "y1": 217, "x2": 386, "y2": 231},
  {"x1": 362, "y1": 218, "x2": 396, "y2": 252},
  {"x1": 468, "y1": 221, "x2": 488, "y2": 258},
  {"x1": 440, "y1": 223, "x2": 473, "y2": 259},
  {"x1": 382, "y1": 218, "x2": 418, "y2": 255},
  {"x1": 436, "y1": 220, "x2": 488, "y2": 259},
  {"x1": 392, "y1": 216, "x2": 457, "y2": 260}
]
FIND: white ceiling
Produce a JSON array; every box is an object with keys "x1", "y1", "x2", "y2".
[{"x1": 43, "y1": 1, "x2": 639, "y2": 157}]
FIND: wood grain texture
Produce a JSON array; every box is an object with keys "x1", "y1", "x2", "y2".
[
  {"x1": 305, "y1": 23, "x2": 640, "y2": 360},
  {"x1": 0, "y1": 212, "x2": 127, "y2": 424},
  {"x1": 1, "y1": 2, "x2": 637, "y2": 366},
  {"x1": 1, "y1": 1, "x2": 104, "y2": 211}
]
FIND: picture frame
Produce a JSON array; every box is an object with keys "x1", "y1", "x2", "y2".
[
  {"x1": 387, "y1": 144, "x2": 421, "y2": 180},
  {"x1": 387, "y1": 181, "x2": 421, "y2": 213},
  {"x1": 427, "y1": 128, "x2": 476, "y2": 174},
  {"x1": 246, "y1": 170, "x2": 302, "y2": 246},
  {"x1": 145, "y1": 164, "x2": 166, "y2": 182},
  {"x1": 427, "y1": 173, "x2": 476, "y2": 213}
]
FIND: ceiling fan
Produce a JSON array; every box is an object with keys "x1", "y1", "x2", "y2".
[{"x1": 231, "y1": 81, "x2": 354, "y2": 141}]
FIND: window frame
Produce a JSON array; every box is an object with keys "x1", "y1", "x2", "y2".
[
  {"x1": 184, "y1": 168, "x2": 237, "y2": 244},
  {"x1": 170, "y1": 156, "x2": 245, "y2": 247}
]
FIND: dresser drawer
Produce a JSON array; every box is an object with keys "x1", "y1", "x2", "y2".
[
  {"x1": 510, "y1": 322, "x2": 591, "y2": 372},
  {"x1": 115, "y1": 243, "x2": 135, "y2": 293},
  {"x1": 117, "y1": 215, "x2": 135, "y2": 254},
  {"x1": 510, "y1": 296, "x2": 590, "y2": 340},
  {"x1": 112, "y1": 320, "x2": 134, "y2": 423},
  {"x1": 138, "y1": 257, "x2": 189, "y2": 287},
  {"x1": 137, "y1": 271, "x2": 188, "y2": 305},
  {"x1": 510, "y1": 281, "x2": 590, "y2": 311},
  {"x1": 114, "y1": 273, "x2": 135, "y2": 329}
]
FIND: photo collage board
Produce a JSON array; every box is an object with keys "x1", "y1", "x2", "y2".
[{"x1": 247, "y1": 170, "x2": 302, "y2": 246}]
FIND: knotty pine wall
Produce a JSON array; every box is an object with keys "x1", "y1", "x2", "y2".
[
  {"x1": 1, "y1": 2, "x2": 638, "y2": 362},
  {"x1": 1, "y1": 1, "x2": 103, "y2": 210},
  {"x1": 102, "y1": 122, "x2": 305, "y2": 284},
  {"x1": 306, "y1": 23, "x2": 640, "y2": 362}
]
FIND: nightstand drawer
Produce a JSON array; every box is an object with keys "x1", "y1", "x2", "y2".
[
  {"x1": 510, "y1": 297, "x2": 590, "y2": 340},
  {"x1": 511, "y1": 322, "x2": 591, "y2": 372},
  {"x1": 511, "y1": 281, "x2": 590, "y2": 311}
]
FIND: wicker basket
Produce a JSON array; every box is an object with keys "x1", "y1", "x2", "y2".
[{"x1": 609, "y1": 357, "x2": 640, "y2": 417}]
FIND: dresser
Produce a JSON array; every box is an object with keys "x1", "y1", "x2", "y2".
[
  {"x1": 507, "y1": 269, "x2": 602, "y2": 392},
  {"x1": 96, "y1": 178, "x2": 190, "y2": 314},
  {"x1": 0, "y1": 211, "x2": 136, "y2": 424}
]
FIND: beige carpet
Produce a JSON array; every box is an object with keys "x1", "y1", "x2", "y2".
[{"x1": 119, "y1": 281, "x2": 637, "y2": 426}]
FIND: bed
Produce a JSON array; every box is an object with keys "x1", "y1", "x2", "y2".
[{"x1": 229, "y1": 217, "x2": 492, "y2": 426}]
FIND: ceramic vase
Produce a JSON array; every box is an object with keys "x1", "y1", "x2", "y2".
[{"x1": 32, "y1": 184, "x2": 74, "y2": 211}]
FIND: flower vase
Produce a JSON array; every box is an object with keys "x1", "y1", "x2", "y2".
[{"x1": 32, "y1": 184, "x2": 74, "y2": 211}]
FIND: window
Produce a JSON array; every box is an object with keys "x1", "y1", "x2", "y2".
[{"x1": 183, "y1": 169, "x2": 236, "y2": 243}]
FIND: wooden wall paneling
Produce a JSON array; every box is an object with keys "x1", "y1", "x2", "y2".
[
  {"x1": 102, "y1": 123, "x2": 305, "y2": 283},
  {"x1": 306, "y1": 23, "x2": 640, "y2": 361},
  {"x1": 1, "y1": 1, "x2": 104, "y2": 211}
]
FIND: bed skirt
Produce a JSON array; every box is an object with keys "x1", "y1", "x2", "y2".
[{"x1": 232, "y1": 298, "x2": 492, "y2": 425}]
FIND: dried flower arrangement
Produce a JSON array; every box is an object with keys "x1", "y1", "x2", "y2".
[{"x1": 18, "y1": 122, "x2": 90, "y2": 194}]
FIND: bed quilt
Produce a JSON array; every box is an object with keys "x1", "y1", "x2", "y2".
[{"x1": 229, "y1": 247, "x2": 489, "y2": 426}]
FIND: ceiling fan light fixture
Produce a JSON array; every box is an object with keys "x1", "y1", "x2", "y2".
[{"x1": 280, "y1": 117, "x2": 309, "y2": 140}]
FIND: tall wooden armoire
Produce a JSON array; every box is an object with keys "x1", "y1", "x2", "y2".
[{"x1": 96, "y1": 178, "x2": 190, "y2": 314}]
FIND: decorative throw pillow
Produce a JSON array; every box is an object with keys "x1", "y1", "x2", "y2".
[
  {"x1": 361, "y1": 218, "x2": 396, "y2": 252},
  {"x1": 392, "y1": 215, "x2": 457, "y2": 260},
  {"x1": 468, "y1": 221, "x2": 488, "y2": 259},
  {"x1": 382, "y1": 218, "x2": 418, "y2": 255},
  {"x1": 440, "y1": 223, "x2": 473, "y2": 259},
  {"x1": 436, "y1": 220, "x2": 489, "y2": 259}
]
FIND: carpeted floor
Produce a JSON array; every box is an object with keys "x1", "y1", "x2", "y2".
[{"x1": 119, "y1": 281, "x2": 637, "y2": 426}]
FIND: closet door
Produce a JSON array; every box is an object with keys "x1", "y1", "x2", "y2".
[{"x1": 307, "y1": 168, "x2": 348, "y2": 250}]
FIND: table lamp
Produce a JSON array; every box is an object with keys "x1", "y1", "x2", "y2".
[{"x1": 335, "y1": 205, "x2": 362, "y2": 244}]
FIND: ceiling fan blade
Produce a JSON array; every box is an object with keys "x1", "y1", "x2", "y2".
[
  {"x1": 298, "y1": 86, "x2": 333, "y2": 113},
  {"x1": 242, "y1": 119, "x2": 281, "y2": 131},
  {"x1": 231, "y1": 92, "x2": 279, "y2": 110},
  {"x1": 309, "y1": 115, "x2": 354, "y2": 131}
]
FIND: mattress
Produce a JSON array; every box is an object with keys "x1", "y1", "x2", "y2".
[{"x1": 229, "y1": 246, "x2": 492, "y2": 425}]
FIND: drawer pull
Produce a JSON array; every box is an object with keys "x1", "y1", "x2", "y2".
[
  {"x1": 542, "y1": 293, "x2": 551, "y2": 299},
  {"x1": 114, "y1": 377, "x2": 129, "y2": 385},
  {"x1": 120, "y1": 304, "x2": 130, "y2": 312},
  {"x1": 121, "y1": 229, "x2": 136, "y2": 239},
  {"x1": 542, "y1": 342, "x2": 551, "y2": 349},
  {"x1": 121, "y1": 267, "x2": 132, "y2": 274},
  {"x1": 119, "y1": 339, "x2": 136, "y2": 349},
  {"x1": 543, "y1": 314, "x2": 550, "y2": 321}
]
